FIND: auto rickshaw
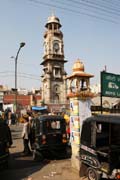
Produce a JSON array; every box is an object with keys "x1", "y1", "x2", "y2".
[
  {"x1": 0, "y1": 118, "x2": 12, "y2": 168},
  {"x1": 80, "y1": 114, "x2": 120, "y2": 180},
  {"x1": 32, "y1": 115, "x2": 70, "y2": 160}
]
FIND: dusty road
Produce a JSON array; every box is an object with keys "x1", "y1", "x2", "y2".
[{"x1": 0, "y1": 124, "x2": 85, "y2": 180}]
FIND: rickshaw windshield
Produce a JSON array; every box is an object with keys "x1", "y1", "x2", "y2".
[
  {"x1": 96, "y1": 122, "x2": 120, "y2": 148},
  {"x1": 43, "y1": 119, "x2": 62, "y2": 133},
  {"x1": 111, "y1": 124, "x2": 120, "y2": 145},
  {"x1": 96, "y1": 122, "x2": 109, "y2": 147}
]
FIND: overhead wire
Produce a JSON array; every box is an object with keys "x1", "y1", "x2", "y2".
[
  {"x1": 0, "y1": 71, "x2": 40, "y2": 80},
  {"x1": 0, "y1": 74, "x2": 40, "y2": 81},
  {"x1": 53, "y1": 0, "x2": 120, "y2": 18},
  {"x1": 96, "y1": 0, "x2": 120, "y2": 13},
  {"x1": 26, "y1": 0, "x2": 119, "y2": 24},
  {"x1": 68, "y1": 0, "x2": 120, "y2": 17},
  {"x1": 100, "y1": 0, "x2": 120, "y2": 7},
  {"x1": 74, "y1": 0, "x2": 120, "y2": 15},
  {"x1": 52, "y1": 0, "x2": 120, "y2": 21}
]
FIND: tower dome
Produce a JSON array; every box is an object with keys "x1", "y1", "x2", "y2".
[
  {"x1": 72, "y1": 59, "x2": 84, "y2": 74},
  {"x1": 45, "y1": 14, "x2": 61, "y2": 28}
]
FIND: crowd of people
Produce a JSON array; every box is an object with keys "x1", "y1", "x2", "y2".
[
  {"x1": 0, "y1": 108, "x2": 17, "y2": 126},
  {"x1": 0, "y1": 108, "x2": 35, "y2": 156}
]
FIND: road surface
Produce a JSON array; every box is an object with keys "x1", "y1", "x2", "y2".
[{"x1": 0, "y1": 124, "x2": 85, "y2": 180}]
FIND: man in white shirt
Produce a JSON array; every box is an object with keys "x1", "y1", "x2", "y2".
[{"x1": 21, "y1": 116, "x2": 31, "y2": 155}]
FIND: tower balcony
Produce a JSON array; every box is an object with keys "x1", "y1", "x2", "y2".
[
  {"x1": 42, "y1": 54, "x2": 65, "y2": 61},
  {"x1": 44, "y1": 30, "x2": 63, "y2": 38}
]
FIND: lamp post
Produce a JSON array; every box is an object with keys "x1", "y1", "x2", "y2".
[{"x1": 14, "y1": 42, "x2": 25, "y2": 112}]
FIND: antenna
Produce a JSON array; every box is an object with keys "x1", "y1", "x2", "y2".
[{"x1": 51, "y1": 9, "x2": 55, "y2": 16}]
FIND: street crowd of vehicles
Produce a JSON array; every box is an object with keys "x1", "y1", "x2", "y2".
[
  {"x1": 1, "y1": 104, "x2": 120, "y2": 180},
  {"x1": 31, "y1": 112, "x2": 120, "y2": 180},
  {"x1": 80, "y1": 114, "x2": 120, "y2": 180}
]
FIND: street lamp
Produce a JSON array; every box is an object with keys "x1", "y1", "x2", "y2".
[{"x1": 14, "y1": 42, "x2": 25, "y2": 112}]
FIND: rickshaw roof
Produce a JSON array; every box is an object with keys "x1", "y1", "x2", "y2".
[{"x1": 84, "y1": 114, "x2": 120, "y2": 124}]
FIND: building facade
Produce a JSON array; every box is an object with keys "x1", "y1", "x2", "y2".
[{"x1": 41, "y1": 14, "x2": 67, "y2": 110}]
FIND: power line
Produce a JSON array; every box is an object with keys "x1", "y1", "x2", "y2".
[
  {"x1": 52, "y1": 0, "x2": 120, "y2": 21},
  {"x1": 0, "y1": 71, "x2": 40, "y2": 79},
  {"x1": 96, "y1": 0, "x2": 120, "y2": 13},
  {"x1": 25, "y1": 0, "x2": 119, "y2": 24},
  {"x1": 18, "y1": 72, "x2": 40, "y2": 78},
  {"x1": 77, "y1": 0, "x2": 120, "y2": 15},
  {"x1": 100, "y1": 0, "x2": 120, "y2": 7},
  {"x1": 54, "y1": 0, "x2": 120, "y2": 18},
  {"x1": 11, "y1": 58, "x2": 40, "y2": 67},
  {"x1": 0, "y1": 74, "x2": 40, "y2": 81},
  {"x1": 67, "y1": 0, "x2": 120, "y2": 18},
  {"x1": 16, "y1": 75, "x2": 40, "y2": 80}
]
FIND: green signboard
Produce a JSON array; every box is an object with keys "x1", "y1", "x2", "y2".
[{"x1": 101, "y1": 71, "x2": 120, "y2": 98}]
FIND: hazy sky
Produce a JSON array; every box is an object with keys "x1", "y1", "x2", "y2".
[{"x1": 0, "y1": 0, "x2": 120, "y2": 90}]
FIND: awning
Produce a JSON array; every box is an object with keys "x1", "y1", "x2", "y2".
[{"x1": 32, "y1": 106, "x2": 48, "y2": 111}]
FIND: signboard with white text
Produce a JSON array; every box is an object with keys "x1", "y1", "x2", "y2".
[{"x1": 101, "y1": 71, "x2": 120, "y2": 98}]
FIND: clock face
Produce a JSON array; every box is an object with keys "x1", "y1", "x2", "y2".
[{"x1": 53, "y1": 42, "x2": 59, "y2": 51}]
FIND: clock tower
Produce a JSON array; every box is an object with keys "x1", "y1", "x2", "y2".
[{"x1": 41, "y1": 14, "x2": 67, "y2": 110}]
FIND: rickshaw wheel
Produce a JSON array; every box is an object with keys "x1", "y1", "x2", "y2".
[
  {"x1": 33, "y1": 150, "x2": 43, "y2": 161},
  {"x1": 87, "y1": 167, "x2": 101, "y2": 180}
]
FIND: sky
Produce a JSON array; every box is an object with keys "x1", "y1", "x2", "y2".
[{"x1": 0, "y1": 0, "x2": 120, "y2": 90}]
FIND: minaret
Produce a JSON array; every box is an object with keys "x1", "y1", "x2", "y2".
[{"x1": 41, "y1": 14, "x2": 67, "y2": 109}]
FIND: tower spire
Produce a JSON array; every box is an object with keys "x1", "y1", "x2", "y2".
[{"x1": 51, "y1": 9, "x2": 55, "y2": 16}]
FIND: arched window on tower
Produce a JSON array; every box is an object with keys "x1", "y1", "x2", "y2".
[
  {"x1": 53, "y1": 84, "x2": 60, "y2": 93},
  {"x1": 54, "y1": 23, "x2": 57, "y2": 30},
  {"x1": 54, "y1": 94, "x2": 59, "y2": 103},
  {"x1": 48, "y1": 24, "x2": 52, "y2": 30},
  {"x1": 53, "y1": 66, "x2": 61, "y2": 78},
  {"x1": 53, "y1": 84, "x2": 60, "y2": 103}
]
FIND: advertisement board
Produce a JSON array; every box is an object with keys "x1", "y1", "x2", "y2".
[
  {"x1": 79, "y1": 100, "x2": 92, "y2": 134},
  {"x1": 70, "y1": 98, "x2": 79, "y2": 116},
  {"x1": 70, "y1": 116, "x2": 80, "y2": 132},
  {"x1": 101, "y1": 71, "x2": 120, "y2": 98}
]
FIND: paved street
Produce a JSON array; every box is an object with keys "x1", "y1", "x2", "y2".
[{"x1": 0, "y1": 124, "x2": 85, "y2": 180}]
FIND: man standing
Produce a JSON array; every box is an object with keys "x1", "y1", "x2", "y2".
[
  {"x1": 28, "y1": 114, "x2": 34, "y2": 150},
  {"x1": 21, "y1": 116, "x2": 31, "y2": 155}
]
